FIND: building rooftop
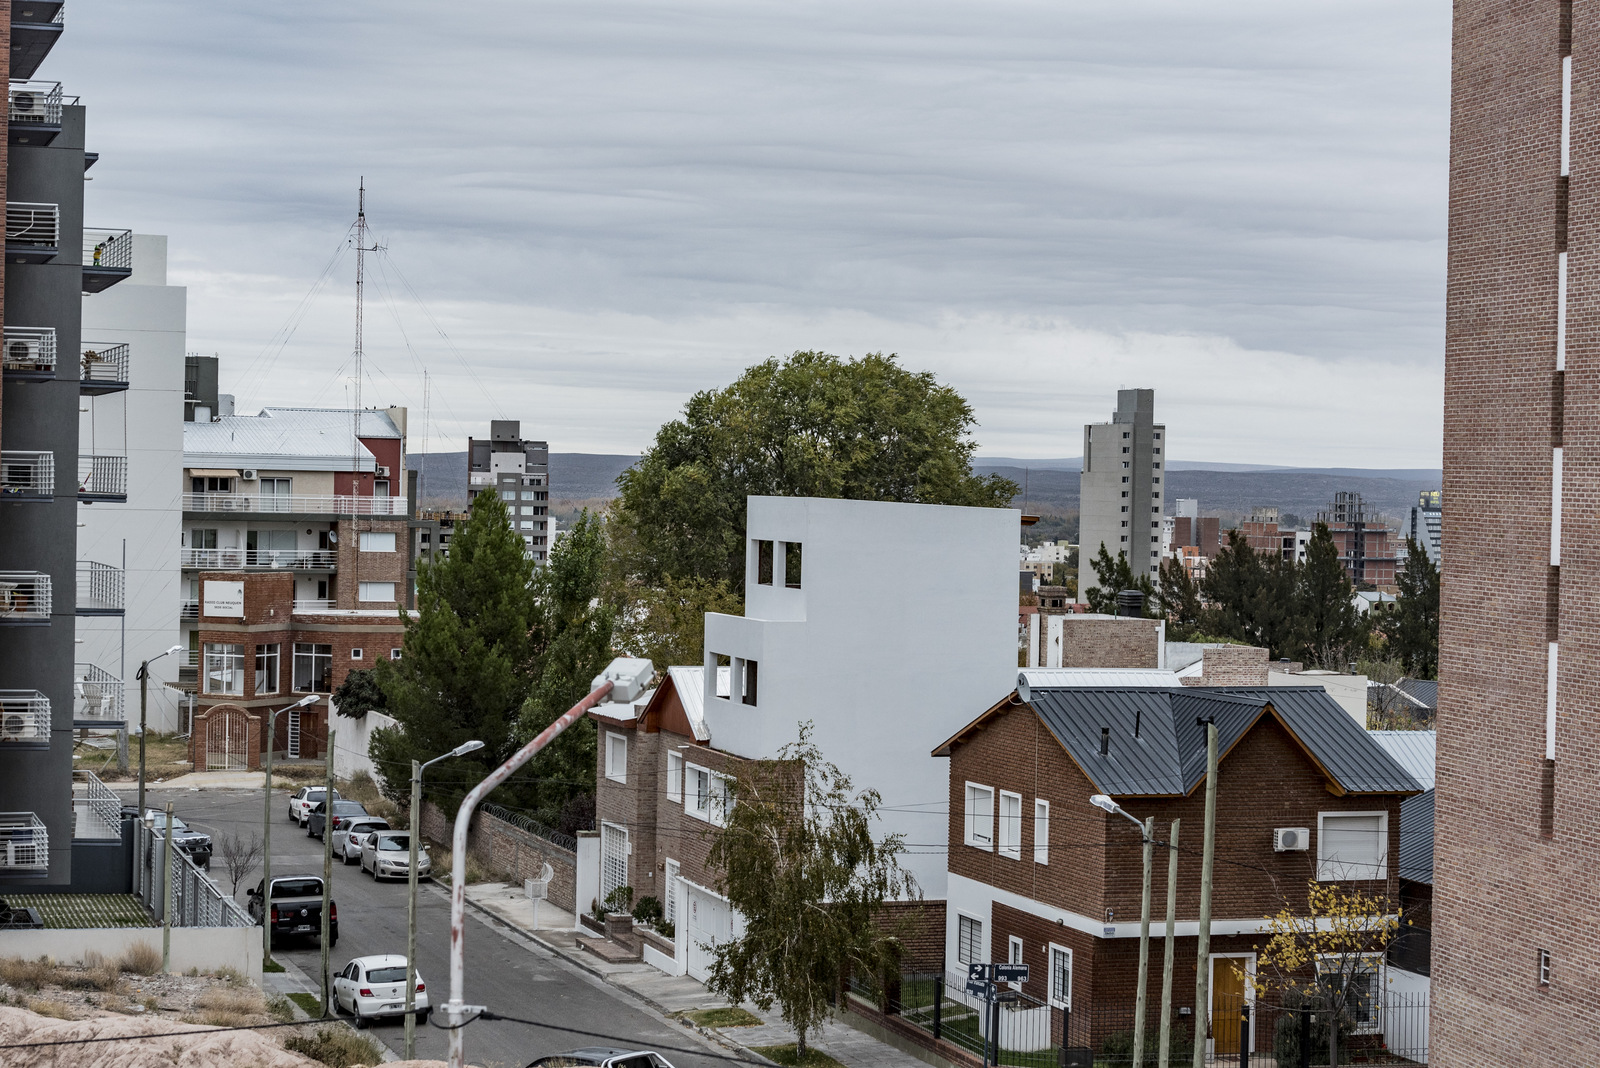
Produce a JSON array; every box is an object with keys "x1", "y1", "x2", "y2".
[
  {"x1": 1369, "y1": 730, "x2": 1436, "y2": 789},
  {"x1": 1398, "y1": 787, "x2": 1434, "y2": 885},
  {"x1": 183, "y1": 407, "x2": 402, "y2": 472}
]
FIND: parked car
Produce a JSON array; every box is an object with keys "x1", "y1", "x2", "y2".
[
  {"x1": 143, "y1": 809, "x2": 213, "y2": 869},
  {"x1": 528, "y1": 1050, "x2": 676, "y2": 1068},
  {"x1": 360, "y1": 831, "x2": 432, "y2": 881},
  {"x1": 289, "y1": 786, "x2": 340, "y2": 826},
  {"x1": 307, "y1": 799, "x2": 370, "y2": 840},
  {"x1": 246, "y1": 875, "x2": 338, "y2": 948},
  {"x1": 332, "y1": 954, "x2": 429, "y2": 1028},
  {"x1": 335, "y1": 818, "x2": 391, "y2": 864}
]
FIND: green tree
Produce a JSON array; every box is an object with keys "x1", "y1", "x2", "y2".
[
  {"x1": 707, "y1": 723, "x2": 917, "y2": 1057},
  {"x1": 1083, "y1": 544, "x2": 1155, "y2": 615},
  {"x1": 1155, "y1": 556, "x2": 1203, "y2": 638},
  {"x1": 1297, "y1": 523, "x2": 1364, "y2": 668},
  {"x1": 614, "y1": 575, "x2": 744, "y2": 669},
  {"x1": 1386, "y1": 538, "x2": 1439, "y2": 679},
  {"x1": 612, "y1": 351, "x2": 1018, "y2": 591},
  {"x1": 1200, "y1": 532, "x2": 1302, "y2": 659},
  {"x1": 331, "y1": 668, "x2": 387, "y2": 719}
]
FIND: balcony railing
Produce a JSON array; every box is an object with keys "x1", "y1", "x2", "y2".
[
  {"x1": 84, "y1": 228, "x2": 132, "y2": 270},
  {"x1": 76, "y1": 561, "x2": 123, "y2": 615},
  {"x1": 293, "y1": 598, "x2": 336, "y2": 612},
  {"x1": 1, "y1": 451, "x2": 53, "y2": 499},
  {"x1": 2, "y1": 326, "x2": 55, "y2": 380},
  {"x1": 77, "y1": 455, "x2": 127, "y2": 501},
  {"x1": 79, "y1": 341, "x2": 129, "y2": 393},
  {"x1": 0, "y1": 572, "x2": 51, "y2": 624},
  {"x1": 8, "y1": 81, "x2": 62, "y2": 128},
  {"x1": 180, "y1": 548, "x2": 337, "y2": 571},
  {"x1": 0, "y1": 814, "x2": 47, "y2": 871},
  {"x1": 74, "y1": 663, "x2": 124, "y2": 725},
  {"x1": 6, "y1": 201, "x2": 58, "y2": 252},
  {"x1": 183, "y1": 492, "x2": 408, "y2": 516},
  {"x1": 74, "y1": 770, "x2": 123, "y2": 841},
  {"x1": 0, "y1": 691, "x2": 50, "y2": 745},
  {"x1": 180, "y1": 600, "x2": 199, "y2": 619}
]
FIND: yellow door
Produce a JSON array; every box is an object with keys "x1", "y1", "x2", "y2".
[{"x1": 1211, "y1": 958, "x2": 1246, "y2": 1056}]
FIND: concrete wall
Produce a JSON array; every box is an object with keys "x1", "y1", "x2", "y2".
[
  {"x1": 420, "y1": 800, "x2": 579, "y2": 915},
  {"x1": 1, "y1": 927, "x2": 261, "y2": 976},
  {"x1": 330, "y1": 710, "x2": 398, "y2": 780},
  {"x1": 1269, "y1": 668, "x2": 1368, "y2": 725}
]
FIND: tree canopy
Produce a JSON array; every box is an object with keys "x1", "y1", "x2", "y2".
[
  {"x1": 1084, "y1": 545, "x2": 1156, "y2": 616},
  {"x1": 1383, "y1": 539, "x2": 1439, "y2": 679}
]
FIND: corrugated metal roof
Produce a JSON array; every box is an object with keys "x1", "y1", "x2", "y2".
[
  {"x1": 1217, "y1": 687, "x2": 1422, "y2": 795},
  {"x1": 183, "y1": 407, "x2": 400, "y2": 469},
  {"x1": 1398, "y1": 787, "x2": 1434, "y2": 885},
  {"x1": 665, "y1": 665, "x2": 728, "y2": 742},
  {"x1": 1369, "y1": 731, "x2": 1436, "y2": 789},
  {"x1": 1397, "y1": 678, "x2": 1438, "y2": 710}
]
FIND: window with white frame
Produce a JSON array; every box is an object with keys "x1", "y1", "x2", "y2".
[
  {"x1": 667, "y1": 751, "x2": 684, "y2": 803},
  {"x1": 709, "y1": 772, "x2": 733, "y2": 826},
  {"x1": 1034, "y1": 799, "x2": 1050, "y2": 864},
  {"x1": 1317, "y1": 812, "x2": 1388, "y2": 881},
  {"x1": 957, "y1": 915, "x2": 982, "y2": 966},
  {"x1": 965, "y1": 783, "x2": 995, "y2": 850},
  {"x1": 1317, "y1": 956, "x2": 1380, "y2": 1032},
  {"x1": 359, "y1": 531, "x2": 396, "y2": 552},
  {"x1": 350, "y1": 647, "x2": 363, "y2": 660},
  {"x1": 254, "y1": 643, "x2": 280, "y2": 696},
  {"x1": 687, "y1": 764, "x2": 712, "y2": 821},
  {"x1": 204, "y1": 643, "x2": 244, "y2": 695},
  {"x1": 998, "y1": 791, "x2": 1022, "y2": 859},
  {"x1": 359, "y1": 581, "x2": 396, "y2": 602},
  {"x1": 1048, "y1": 944, "x2": 1073, "y2": 1009},
  {"x1": 390, "y1": 648, "x2": 402, "y2": 660},
  {"x1": 605, "y1": 733, "x2": 628, "y2": 784}
]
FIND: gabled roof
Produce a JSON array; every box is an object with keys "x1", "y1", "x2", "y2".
[
  {"x1": 665, "y1": 665, "x2": 728, "y2": 743},
  {"x1": 1369, "y1": 731, "x2": 1436, "y2": 789},
  {"x1": 1398, "y1": 787, "x2": 1434, "y2": 885},
  {"x1": 1396, "y1": 678, "x2": 1438, "y2": 710},
  {"x1": 183, "y1": 407, "x2": 401, "y2": 471}
]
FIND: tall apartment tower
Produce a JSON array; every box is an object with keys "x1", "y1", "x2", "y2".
[
  {"x1": 1436, "y1": 3, "x2": 1597, "y2": 1061},
  {"x1": 467, "y1": 420, "x2": 550, "y2": 562},
  {"x1": 1076, "y1": 389, "x2": 1164, "y2": 603}
]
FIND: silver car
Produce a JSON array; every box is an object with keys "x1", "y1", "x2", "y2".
[
  {"x1": 336, "y1": 818, "x2": 390, "y2": 864},
  {"x1": 360, "y1": 831, "x2": 431, "y2": 881}
]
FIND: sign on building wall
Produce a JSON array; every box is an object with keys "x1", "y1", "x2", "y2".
[{"x1": 203, "y1": 579, "x2": 245, "y2": 618}]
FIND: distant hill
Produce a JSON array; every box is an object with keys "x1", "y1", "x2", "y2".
[
  {"x1": 409, "y1": 452, "x2": 638, "y2": 508},
  {"x1": 979, "y1": 456, "x2": 1444, "y2": 482}
]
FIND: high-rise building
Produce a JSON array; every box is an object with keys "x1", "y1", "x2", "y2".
[
  {"x1": 1076, "y1": 389, "x2": 1164, "y2": 602},
  {"x1": 1316, "y1": 491, "x2": 1398, "y2": 588},
  {"x1": 1406, "y1": 490, "x2": 1442, "y2": 567},
  {"x1": 467, "y1": 420, "x2": 550, "y2": 562},
  {"x1": 1435, "y1": 5, "x2": 1586, "y2": 1062}
]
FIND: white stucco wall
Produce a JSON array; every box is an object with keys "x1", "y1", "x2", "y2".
[
  {"x1": 2, "y1": 926, "x2": 261, "y2": 976},
  {"x1": 329, "y1": 709, "x2": 399, "y2": 780}
]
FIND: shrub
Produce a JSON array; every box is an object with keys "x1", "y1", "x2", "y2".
[
  {"x1": 602, "y1": 885, "x2": 634, "y2": 914},
  {"x1": 657, "y1": 919, "x2": 675, "y2": 940},
  {"x1": 632, "y1": 895, "x2": 663, "y2": 927},
  {"x1": 0, "y1": 956, "x2": 61, "y2": 992},
  {"x1": 61, "y1": 952, "x2": 121, "y2": 993},
  {"x1": 266, "y1": 993, "x2": 296, "y2": 1023},
  {"x1": 25, "y1": 998, "x2": 76, "y2": 1020},
  {"x1": 117, "y1": 942, "x2": 162, "y2": 976},
  {"x1": 283, "y1": 1025, "x2": 385, "y2": 1067},
  {"x1": 1099, "y1": 1020, "x2": 1193, "y2": 1064}
]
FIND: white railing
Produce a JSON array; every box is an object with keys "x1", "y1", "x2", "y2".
[
  {"x1": 75, "y1": 663, "x2": 124, "y2": 723},
  {"x1": 180, "y1": 548, "x2": 337, "y2": 570},
  {"x1": 74, "y1": 770, "x2": 122, "y2": 839},
  {"x1": 293, "y1": 599, "x2": 336, "y2": 612},
  {"x1": 77, "y1": 560, "x2": 123, "y2": 614},
  {"x1": 183, "y1": 492, "x2": 407, "y2": 516},
  {"x1": 0, "y1": 813, "x2": 47, "y2": 871},
  {"x1": 180, "y1": 600, "x2": 198, "y2": 619},
  {"x1": 1, "y1": 451, "x2": 53, "y2": 498},
  {"x1": 6, "y1": 201, "x2": 58, "y2": 247},
  {"x1": 78, "y1": 454, "x2": 127, "y2": 498},
  {"x1": 0, "y1": 572, "x2": 51, "y2": 622},
  {"x1": 134, "y1": 820, "x2": 252, "y2": 928},
  {"x1": 3, "y1": 326, "x2": 55, "y2": 374},
  {"x1": 80, "y1": 342, "x2": 129, "y2": 385},
  {"x1": 0, "y1": 691, "x2": 49, "y2": 744},
  {"x1": 84, "y1": 228, "x2": 132, "y2": 271},
  {"x1": 8, "y1": 81, "x2": 62, "y2": 127}
]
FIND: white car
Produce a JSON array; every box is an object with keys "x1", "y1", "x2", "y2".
[
  {"x1": 360, "y1": 831, "x2": 431, "y2": 881},
  {"x1": 336, "y1": 818, "x2": 391, "y2": 864},
  {"x1": 288, "y1": 786, "x2": 340, "y2": 827},
  {"x1": 333, "y1": 954, "x2": 429, "y2": 1028}
]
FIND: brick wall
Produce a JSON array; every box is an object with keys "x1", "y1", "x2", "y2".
[
  {"x1": 877, "y1": 899, "x2": 947, "y2": 973},
  {"x1": 1058, "y1": 616, "x2": 1162, "y2": 668},
  {"x1": 1178, "y1": 645, "x2": 1269, "y2": 687},
  {"x1": 421, "y1": 800, "x2": 578, "y2": 914}
]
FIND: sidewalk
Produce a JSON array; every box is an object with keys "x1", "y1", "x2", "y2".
[
  {"x1": 463, "y1": 882, "x2": 935, "y2": 1068},
  {"x1": 261, "y1": 951, "x2": 401, "y2": 1063}
]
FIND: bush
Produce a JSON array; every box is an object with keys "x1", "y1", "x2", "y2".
[
  {"x1": 603, "y1": 885, "x2": 634, "y2": 914},
  {"x1": 117, "y1": 942, "x2": 162, "y2": 976},
  {"x1": 1099, "y1": 1020, "x2": 1193, "y2": 1065},
  {"x1": 0, "y1": 956, "x2": 60, "y2": 992},
  {"x1": 1273, "y1": 989, "x2": 1355, "y2": 1066},
  {"x1": 61, "y1": 952, "x2": 120, "y2": 993},
  {"x1": 283, "y1": 1025, "x2": 385, "y2": 1067},
  {"x1": 657, "y1": 919, "x2": 675, "y2": 939},
  {"x1": 189, "y1": 985, "x2": 267, "y2": 1027},
  {"x1": 632, "y1": 895, "x2": 663, "y2": 926}
]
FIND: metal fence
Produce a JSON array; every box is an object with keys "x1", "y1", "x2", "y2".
[
  {"x1": 76, "y1": 560, "x2": 124, "y2": 613},
  {"x1": 0, "y1": 452, "x2": 53, "y2": 499},
  {"x1": 77, "y1": 454, "x2": 127, "y2": 498},
  {"x1": 134, "y1": 818, "x2": 253, "y2": 928},
  {"x1": 3, "y1": 326, "x2": 56, "y2": 374},
  {"x1": 80, "y1": 342, "x2": 129, "y2": 386},
  {"x1": 84, "y1": 228, "x2": 132, "y2": 270}
]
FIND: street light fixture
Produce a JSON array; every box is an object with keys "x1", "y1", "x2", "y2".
[
  {"x1": 261, "y1": 694, "x2": 321, "y2": 966},
  {"x1": 405, "y1": 738, "x2": 484, "y2": 1060},
  {"x1": 135, "y1": 645, "x2": 185, "y2": 819}
]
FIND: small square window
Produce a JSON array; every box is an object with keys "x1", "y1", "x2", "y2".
[
  {"x1": 389, "y1": 648, "x2": 402, "y2": 660},
  {"x1": 350, "y1": 648, "x2": 364, "y2": 661}
]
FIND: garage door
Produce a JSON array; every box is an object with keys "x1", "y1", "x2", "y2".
[{"x1": 686, "y1": 883, "x2": 732, "y2": 983}]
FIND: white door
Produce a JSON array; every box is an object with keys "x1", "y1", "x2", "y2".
[{"x1": 686, "y1": 883, "x2": 731, "y2": 983}]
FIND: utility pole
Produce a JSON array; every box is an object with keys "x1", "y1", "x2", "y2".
[
  {"x1": 1191, "y1": 719, "x2": 1219, "y2": 1068},
  {"x1": 1157, "y1": 819, "x2": 1180, "y2": 1068},
  {"x1": 161, "y1": 800, "x2": 175, "y2": 972},
  {"x1": 1133, "y1": 815, "x2": 1155, "y2": 1068},
  {"x1": 320, "y1": 726, "x2": 336, "y2": 1016}
]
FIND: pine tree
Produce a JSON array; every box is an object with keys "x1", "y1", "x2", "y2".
[
  {"x1": 1387, "y1": 538, "x2": 1439, "y2": 679},
  {"x1": 1155, "y1": 556, "x2": 1203, "y2": 638},
  {"x1": 1084, "y1": 545, "x2": 1155, "y2": 615},
  {"x1": 1296, "y1": 523, "x2": 1363, "y2": 668}
]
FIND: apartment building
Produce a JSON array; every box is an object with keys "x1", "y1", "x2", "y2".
[
  {"x1": 0, "y1": 5, "x2": 138, "y2": 888},
  {"x1": 1078, "y1": 389, "x2": 1164, "y2": 602},
  {"x1": 1406, "y1": 490, "x2": 1441, "y2": 567},
  {"x1": 467, "y1": 420, "x2": 549, "y2": 561},
  {"x1": 1238, "y1": 507, "x2": 1311, "y2": 565},
  {"x1": 1316, "y1": 492, "x2": 1397, "y2": 589}
]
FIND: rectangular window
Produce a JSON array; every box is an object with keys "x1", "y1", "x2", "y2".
[
  {"x1": 998, "y1": 791, "x2": 1022, "y2": 859},
  {"x1": 958, "y1": 915, "x2": 982, "y2": 966},
  {"x1": 521, "y1": 520, "x2": 534, "y2": 529},
  {"x1": 501, "y1": 490, "x2": 516, "y2": 501},
  {"x1": 710, "y1": 773, "x2": 733, "y2": 827},
  {"x1": 359, "y1": 531, "x2": 396, "y2": 552},
  {"x1": 741, "y1": 660, "x2": 759, "y2": 706},
  {"x1": 359, "y1": 581, "x2": 396, "y2": 602},
  {"x1": 785, "y1": 542, "x2": 803, "y2": 588},
  {"x1": 1048, "y1": 944, "x2": 1073, "y2": 1009},
  {"x1": 664, "y1": 858, "x2": 680, "y2": 925},
  {"x1": 687, "y1": 765, "x2": 712, "y2": 821},
  {"x1": 203, "y1": 643, "x2": 244, "y2": 695},
  {"x1": 667, "y1": 751, "x2": 684, "y2": 803},
  {"x1": 254, "y1": 644, "x2": 280, "y2": 696},
  {"x1": 1540, "y1": 948, "x2": 1552, "y2": 986},
  {"x1": 260, "y1": 477, "x2": 292, "y2": 498},
  {"x1": 522, "y1": 491, "x2": 538, "y2": 500},
  {"x1": 965, "y1": 783, "x2": 994, "y2": 850},
  {"x1": 1317, "y1": 957, "x2": 1379, "y2": 1031},
  {"x1": 756, "y1": 540, "x2": 774, "y2": 585},
  {"x1": 374, "y1": 479, "x2": 390, "y2": 497},
  {"x1": 350, "y1": 647, "x2": 363, "y2": 660},
  {"x1": 1034, "y1": 799, "x2": 1050, "y2": 865},
  {"x1": 390, "y1": 648, "x2": 402, "y2": 660},
  {"x1": 1317, "y1": 812, "x2": 1387, "y2": 881},
  {"x1": 191, "y1": 528, "x2": 218, "y2": 549},
  {"x1": 293, "y1": 643, "x2": 333, "y2": 693},
  {"x1": 605, "y1": 733, "x2": 628, "y2": 784}
]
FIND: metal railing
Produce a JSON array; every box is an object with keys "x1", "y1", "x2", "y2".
[
  {"x1": 0, "y1": 813, "x2": 48, "y2": 871},
  {"x1": 180, "y1": 600, "x2": 199, "y2": 619},
  {"x1": 80, "y1": 342, "x2": 129, "y2": 385},
  {"x1": 78, "y1": 454, "x2": 127, "y2": 498},
  {"x1": 8, "y1": 81, "x2": 62, "y2": 127},
  {"x1": 6, "y1": 201, "x2": 58, "y2": 247},
  {"x1": 77, "y1": 560, "x2": 123, "y2": 614},
  {"x1": 0, "y1": 572, "x2": 51, "y2": 622},
  {"x1": 0, "y1": 691, "x2": 50, "y2": 744},
  {"x1": 134, "y1": 818, "x2": 253, "y2": 928},
  {"x1": 74, "y1": 770, "x2": 123, "y2": 838},
  {"x1": 84, "y1": 228, "x2": 132, "y2": 270},
  {"x1": 292, "y1": 598, "x2": 336, "y2": 612},
  {"x1": 2, "y1": 326, "x2": 56, "y2": 374},
  {"x1": 183, "y1": 491, "x2": 408, "y2": 516},
  {"x1": 75, "y1": 663, "x2": 124, "y2": 723},
  {"x1": 1, "y1": 450, "x2": 53, "y2": 498},
  {"x1": 180, "y1": 548, "x2": 337, "y2": 570}
]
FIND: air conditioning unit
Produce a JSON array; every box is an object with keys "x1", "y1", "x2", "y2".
[
  {"x1": 240, "y1": 469, "x2": 258, "y2": 481},
  {"x1": 1, "y1": 714, "x2": 30, "y2": 738},
  {"x1": 9, "y1": 91, "x2": 46, "y2": 122},
  {"x1": 375, "y1": 466, "x2": 390, "y2": 477},
  {"x1": 1273, "y1": 827, "x2": 1310, "y2": 852},
  {"x1": 5, "y1": 338, "x2": 41, "y2": 368}
]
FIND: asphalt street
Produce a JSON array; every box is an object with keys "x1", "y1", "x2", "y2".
[{"x1": 140, "y1": 785, "x2": 731, "y2": 1068}]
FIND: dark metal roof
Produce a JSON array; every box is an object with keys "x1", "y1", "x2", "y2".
[
  {"x1": 1396, "y1": 678, "x2": 1438, "y2": 710},
  {"x1": 1025, "y1": 686, "x2": 1423, "y2": 797},
  {"x1": 1398, "y1": 788, "x2": 1435, "y2": 886}
]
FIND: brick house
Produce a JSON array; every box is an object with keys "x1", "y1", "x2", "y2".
[{"x1": 934, "y1": 679, "x2": 1420, "y2": 1057}]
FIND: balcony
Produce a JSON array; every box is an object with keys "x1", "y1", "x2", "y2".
[
  {"x1": 5, "y1": 201, "x2": 57, "y2": 262},
  {"x1": 1, "y1": 450, "x2": 53, "y2": 500},
  {"x1": 10, "y1": 5, "x2": 65, "y2": 83},
  {"x1": 0, "y1": 572, "x2": 51, "y2": 625},
  {"x1": 79, "y1": 342, "x2": 129, "y2": 395},
  {"x1": 182, "y1": 492, "x2": 408, "y2": 517},
  {"x1": 180, "y1": 548, "x2": 337, "y2": 571},
  {"x1": 0, "y1": 691, "x2": 50, "y2": 748},
  {"x1": 0, "y1": 814, "x2": 48, "y2": 874},
  {"x1": 74, "y1": 663, "x2": 124, "y2": 728},
  {"x1": 180, "y1": 600, "x2": 199, "y2": 619},
  {"x1": 83, "y1": 228, "x2": 133, "y2": 293},
  {"x1": 293, "y1": 598, "x2": 336, "y2": 613},
  {"x1": 8, "y1": 81, "x2": 62, "y2": 146},
  {"x1": 2, "y1": 326, "x2": 55, "y2": 382},
  {"x1": 77, "y1": 455, "x2": 127, "y2": 503},
  {"x1": 76, "y1": 560, "x2": 123, "y2": 616}
]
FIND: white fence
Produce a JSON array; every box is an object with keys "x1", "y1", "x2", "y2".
[{"x1": 133, "y1": 818, "x2": 253, "y2": 929}]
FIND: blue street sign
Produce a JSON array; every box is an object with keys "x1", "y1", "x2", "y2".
[
  {"x1": 966, "y1": 979, "x2": 994, "y2": 999},
  {"x1": 994, "y1": 963, "x2": 1029, "y2": 983},
  {"x1": 967, "y1": 962, "x2": 993, "y2": 982}
]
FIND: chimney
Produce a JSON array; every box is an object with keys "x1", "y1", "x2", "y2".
[
  {"x1": 1100, "y1": 727, "x2": 1111, "y2": 756},
  {"x1": 1117, "y1": 589, "x2": 1144, "y2": 618}
]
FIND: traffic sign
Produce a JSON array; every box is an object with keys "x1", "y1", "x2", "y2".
[
  {"x1": 994, "y1": 963, "x2": 1029, "y2": 983},
  {"x1": 967, "y1": 962, "x2": 993, "y2": 982},
  {"x1": 966, "y1": 979, "x2": 994, "y2": 999}
]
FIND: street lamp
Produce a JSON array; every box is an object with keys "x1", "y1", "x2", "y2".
[
  {"x1": 261, "y1": 694, "x2": 320, "y2": 965},
  {"x1": 405, "y1": 738, "x2": 484, "y2": 1060},
  {"x1": 1089, "y1": 795, "x2": 1157, "y2": 1068},
  {"x1": 135, "y1": 645, "x2": 184, "y2": 819}
]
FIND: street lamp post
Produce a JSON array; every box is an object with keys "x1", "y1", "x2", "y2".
[
  {"x1": 135, "y1": 645, "x2": 184, "y2": 820},
  {"x1": 262, "y1": 694, "x2": 320, "y2": 965},
  {"x1": 1091, "y1": 795, "x2": 1156, "y2": 1068},
  {"x1": 406, "y1": 739, "x2": 484, "y2": 1060}
]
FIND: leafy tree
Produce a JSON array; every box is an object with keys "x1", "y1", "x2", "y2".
[
  {"x1": 1297, "y1": 523, "x2": 1364, "y2": 668},
  {"x1": 707, "y1": 723, "x2": 917, "y2": 1057},
  {"x1": 1199, "y1": 532, "x2": 1298, "y2": 657},
  {"x1": 1083, "y1": 545, "x2": 1155, "y2": 615},
  {"x1": 613, "y1": 575, "x2": 744, "y2": 669},
  {"x1": 612, "y1": 351, "x2": 1018, "y2": 592},
  {"x1": 1154, "y1": 556, "x2": 1203, "y2": 638},
  {"x1": 332, "y1": 668, "x2": 387, "y2": 719},
  {"x1": 1386, "y1": 538, "x2": 1439, "y2": 679}
]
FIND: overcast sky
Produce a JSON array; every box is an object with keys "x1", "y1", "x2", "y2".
[{"x1": 63, "y1": 0, "x2": 1450, "y2": 466}]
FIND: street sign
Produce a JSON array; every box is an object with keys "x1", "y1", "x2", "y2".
[
  {"x1": 967, "y1": 962, "x2": 993, "y2": 982},
  {"x1": 994, "y1": 989, "x2": 1021, "y2": 1004},
  {"x1": 966, "y1": 979, "x2": 994, "y2": 999},
  {"x1": 994, "y1": 963, "x2": 1029, "y2": 983}
]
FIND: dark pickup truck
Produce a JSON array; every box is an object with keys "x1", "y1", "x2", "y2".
[{"x1": 246, "y1": 876, "x2": 338, "y2": 948}]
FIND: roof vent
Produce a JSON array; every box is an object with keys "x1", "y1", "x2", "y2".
[
  {"x1": 1100, "y1": 727, "x2": 1110, "y2": 756},
  {"x1": 1134, "y1": 708, "x2": 1142, "y2": 740},
  {"x1": 1116, "y1": 589, "x2": 1144, "y2": 618}
]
